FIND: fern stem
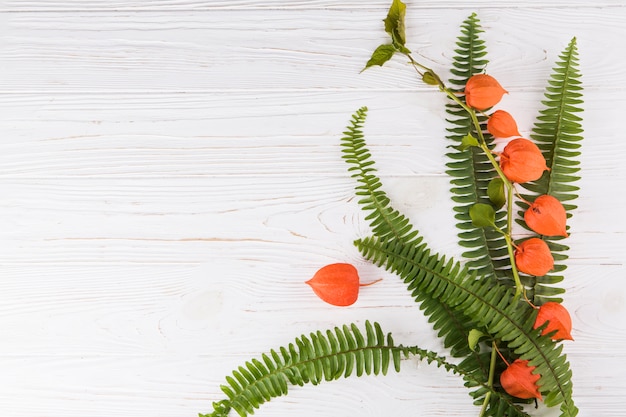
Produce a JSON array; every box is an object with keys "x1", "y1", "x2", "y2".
[
  {"x1": 408, "y1": 48, "x2": 525, "y2": 297},
  {"x1": 478, "y1": 341, "x2": 499, "y2": 417},
  {"x1": 439, "y1": 80, "x2": 525, "y2": 299}
]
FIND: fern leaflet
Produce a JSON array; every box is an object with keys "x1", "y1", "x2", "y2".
[
  {"x1": 342, "y1": 107, "x2": 485, "y2": 361},
  {"x1": 200, "y1": 321, "x2": 494, "y2": 417},
  {"x1": 445, "y1": 13, "x2": 511, "y2": 284},
  {"x1": 342, "y1": 109, "x2": 535, "y2": 417},
  {"x1": 517, "y1": 38, "x2": 583, "y2": 304},
  {"x1": 356, "y1": 236, "x2": 578, "y2": 417}
]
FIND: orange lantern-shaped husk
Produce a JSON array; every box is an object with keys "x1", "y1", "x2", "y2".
[
  {"x1": 487, "y1": 110, "x2": 521, "y2": 138},
  {"x1": 524, "y1": 195, "x2": 568, "y2": 237},
  {"x1": 464, "y1": 74, "x2": 508, "y2": 110},
  {"x1": 515, "y1": 238, "x2": 554, "y2": 276},
  {"x1": 500, "y1": 359, "x2": 542, "y2": 400},
  {"x1": 534, "y1": 301, "x2": 573, "y2": 341},
  {"x1": 500, "y1": 138, "x2": 549, "y2": 183}
]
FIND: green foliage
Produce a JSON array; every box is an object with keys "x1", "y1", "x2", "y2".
[
  {"x1": 383, "y1": 0, "x2": 408, "y2": 49},
  {"x1": 517, "y1": 38, "x2": 583, "y2": 305},
  {"x1": 356, "y1": 235, "x2": 577, "y2": 416},
  {"x1": 204, "y1": 6, "x2": 582, "y2": 417},
  {"x1": 341, "y1": 107, "x2": 480, "y2": 359},
  {"x1": 363, "y1": 44, "x2": 397, "y2": 71},
  {"x1": 363, "y1": 0, "x2": 410, "y2": 71},
  {"x1": 444, "y1": 14, "x2": 511, "y2": 285},
  {"x1": 470, "y1": 203, "x2": 497, "y2": 228},
  {"x1": 340, "y1": 107, "x2": 577, "y2": 416},
  {"x1": 201, "y1": 321, "x2": 464, "y2": 417},
  {"x1": 341, "y1": 109, "x2": 535, "y2": 417}
]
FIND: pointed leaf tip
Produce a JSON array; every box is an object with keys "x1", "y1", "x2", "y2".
[{"x1": 383, "y1": 0, "x2": 409, "y2": 50}]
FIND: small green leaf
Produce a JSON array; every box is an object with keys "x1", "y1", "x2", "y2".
[
  {"x1": 363, "y1": 44, "x2": 397, "y2": 72},
  {"x1": 469, "y1": 203, "x2": 496, "y2": 228},
  {"x1": 459, "y1": 134, "x2": 479, "y2": 151},
  {"x1": 422, "y1": 70, "x2": 441, "y2": 86},
  {"x1": 468, "y1": 329, "x2": 486, "y2": 352},
  {"x1": 383, "y1": 0, "x2": 410, "y2": 51},
  {"x1": 487, "y1": 177, "x2": 506, "y2": 209}
]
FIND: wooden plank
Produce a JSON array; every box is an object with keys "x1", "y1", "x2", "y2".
[
  {"x1": 0, "y1": 9, "x2": 622, "y2": 92},
  {"x1": 0, "y1": 90, "x2": 618, "y2": 178},
  {"x1": 0, "y1": 2, "x2": 622, "y2": 416},
  {"x1": 0, "y1": 172, "x2": 621, "y2": 266},
  {"x1": 1, "y1": 0, "x2": 624, "y2": 11}
]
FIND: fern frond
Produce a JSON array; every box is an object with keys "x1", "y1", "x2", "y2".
[
  {"x1": 341, "y1": 106, "x2": 420, "y2": 244},
  {"x1": 201, "y1": 321, "x2": 465, "y2": 417},
  {"x1": 445, "y1": 14, "x2": 510, "y2": 284},
  {"x1": 517, "y1": 38, "x2": 583, "y2": 304},
  {"x1": 356, "y1": 236, "x2": 578, "y2": 417},
  {"x1": 341, "y1": 107, "x2": 484, "y2": 362},
  {"x1": 342, "y1": 109, "x2": 534, "y2": 416}
]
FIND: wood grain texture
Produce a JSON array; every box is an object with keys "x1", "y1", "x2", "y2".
[
  {"x1": 1, "y1": 0, "x2": 624, "y2": 11},
  {"x1": 0, "y1": 1, "x2": 625, "y2": 417}
]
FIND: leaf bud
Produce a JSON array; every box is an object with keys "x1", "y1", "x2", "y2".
[
  {"x1": 524, "y1": 195, "x2": 568, "y2": 237},
  {"x1": 464, "y1": 74, "x2": 508, "y2": 110},
  {"x1": 500, "y1": 359, "x2": 542, "y2": 400},
  {"x1": 487, "y1": 178, "x2": 506, "y2": 209},
  {"x1": 422, "y1": 70, "x2": 440, "y2": 86},
  {"x1": 514, "y1": 238, "x2": 554, "y2": 276},
  {"x1": 487, "y1": 110, "x2": 521, "y2": 138},
  {"x1": 533, "y1": 301, "x2": 573, "y2": 341},
  {"x1": 499, "y1": 138, "x2": 549, "y2": 183}
]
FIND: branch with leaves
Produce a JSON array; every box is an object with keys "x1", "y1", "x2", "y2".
[{"x1": 202, "y1": 1, "x2": 583, "y2": 416}]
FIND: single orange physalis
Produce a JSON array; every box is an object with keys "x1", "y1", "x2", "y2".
[
  {"x1": 534, "y1": 301, "x2": 573, "y2": 341},
  {"x1": 524, "y1": 195, "x2": 568, "y2": 237},
  {"x1": 305, "y1": 263, "x2": 380, "y2": 307},
  {"x1": 464, "y1": 74, "x2": 508, "y2": 110},
  {"x1": 515, "y1": 238, "x2": 554, "y2": 276},
  {"x1": 499, "y1": 138, "x2": 549, "y2": 183},
  {"x1": 487, "y1": 110, "x2": 521, "y2": 138},
  {"x1": 500, "y1": 359, "x2": 542, "y2": 400}
]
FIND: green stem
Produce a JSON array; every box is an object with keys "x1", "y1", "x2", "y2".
[
  {"x1": 478, "y1": 341, "x2": 499, "y2": 417},
  {"x1": 406, "y1": 52, "x2": 524, "y2": 299}
]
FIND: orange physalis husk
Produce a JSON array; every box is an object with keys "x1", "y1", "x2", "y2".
[
  {"x1": 305, "y1": 263, "x2": 380, "y2": 307},
  {"x1": 464, "y1": 74, "x2": 508, "y2": 110},
  {"x1": 500, "y1": 359, "x2": 542, "y2": 400},
  {"x1": 524, "y1": 195, "x2": 568, "y2": 237},
  {"x1": 487, "y1": 110, "x2": 521, "y2": 138},
  {"x1": 515, "y1": 237, "x2": 554, "y2": 276},
  {"x1": 499, "y1": 138, "x2": 549, "y2": 183},
  {"x1": 534, "y1": 301, "x2": 574, "y2": 341}
]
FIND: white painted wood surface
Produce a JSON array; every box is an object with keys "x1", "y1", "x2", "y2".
[{"x1": 0, "y1": 1, "x2": 625, "y2": 416}]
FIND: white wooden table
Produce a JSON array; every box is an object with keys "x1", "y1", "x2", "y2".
[{"x1": 1, "y1": 1, "x2": 625, "y2": 416}]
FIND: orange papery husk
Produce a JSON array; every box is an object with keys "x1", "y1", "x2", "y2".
[
  {"x1": 499, "y1": 138, "x2": 549, "y2": 183},
  {"x1": 524, "y1": 195, "x2": 568, "y2": 237},
  {"x1": 487, "y1": 110, "x2": 521, "y2": 138},
  {"x1": 534, "y1": 301, "x2": 574, "y2": 341},
  {"x1": 464, "y1": 74, "x2": 508, "y2": 110},
  {"x1": 305, "y1": 263, "x2": 361, "y2": 306},
  {"x1": 515, "y1": 237, "x2": 554, "y2": 276},
  {"x1": 500, "y1": 359, "x2": 542, "y2": 400}
]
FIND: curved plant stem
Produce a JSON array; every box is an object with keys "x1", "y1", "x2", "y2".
[
  {"x1": 406, "y1": 52, "x2": 524, "y2": 299},
  {"x1": 478, "y1": 341, "x2": 499, "y2": 417}
]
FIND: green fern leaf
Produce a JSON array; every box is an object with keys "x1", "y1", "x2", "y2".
[
  {"x1": 201, "y1": 321, "x2": 472, "y2": 417},
  {"x1": 342, "y1": 108, "x2": 533, "y2": 417},
  {"x1": 356, "y1": 236, "x2": 578, "y2": 417},
  {"x1": 341, "y1": 107, "x2": 485, "y2": 361},
  {"x1": 445, "y1": 13, "x2": 510, "y2": 284},
  {"x1": 517, "y1": 38, "x2": 583, "y2": 305},
  {"x1": 341, "y1": 106, "x2": 420, "y2": 244}
]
